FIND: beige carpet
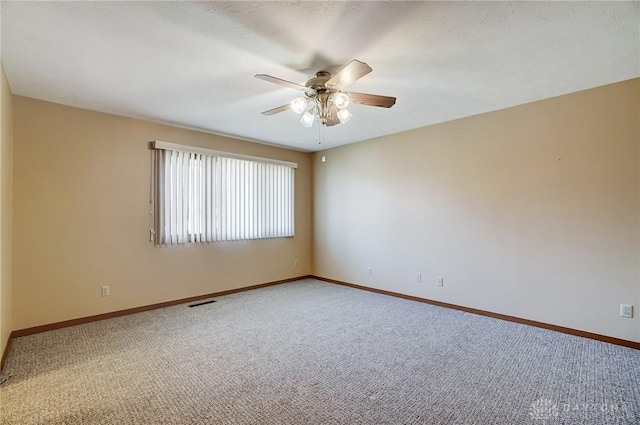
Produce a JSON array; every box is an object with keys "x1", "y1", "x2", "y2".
[{"x1": 1, "y1": 279, "x2": 639, "y2": 424}]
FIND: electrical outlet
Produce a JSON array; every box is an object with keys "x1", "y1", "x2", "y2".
[
  {"x1": 437, "y1": 277, "x2": 444, "y2": 287},
  {"x1": 294, "y1": 259, "x2": 298, "y2": 267},
  {"x1": 620, "y1": 304, "x2": 633, "y2": 318},
  {"x1": 101, "y1": 285, "x2": 110, "y2": 297},
  {"x1": 416, "y1": 273, "x2": 422, "y2": 282},
  {"x1": 367, "y1": 267, "x2": 372, "y2": 275}
]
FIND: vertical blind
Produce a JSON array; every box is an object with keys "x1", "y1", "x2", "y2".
[{"x1": 152, "y1": 142, "x2": 296, "y2": 245}]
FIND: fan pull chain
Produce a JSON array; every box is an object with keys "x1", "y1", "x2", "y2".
[{"x1": 318, "y1": 122, "x2": 325, "y2": 151}]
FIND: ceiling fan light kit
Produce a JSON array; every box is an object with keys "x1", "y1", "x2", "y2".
[{"x1": 256, "y1": 59, "x2": 396, "y2": 128}]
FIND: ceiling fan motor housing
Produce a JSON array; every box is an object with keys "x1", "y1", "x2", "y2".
[{"x1": 305, "y1": 71, "x2": 332, "y2": 91}]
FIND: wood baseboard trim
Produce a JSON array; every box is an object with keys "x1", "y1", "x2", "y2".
[
  {"x1": 312, "y1": 275, "x2": 640, "y2": 350},
  {"x1": 11, "y1": 275, "x2": 312, "y2": 339},
  {"x1": 7, "y1": 274, "x2": 637, "y2": 355},
  {"x1": 0, "y1": 336, "x2": 12, "y2": 371}
]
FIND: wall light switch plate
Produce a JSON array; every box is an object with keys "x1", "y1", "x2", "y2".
[{"x1": 620, "y1": 304, "x2": 633, "y2": 318}]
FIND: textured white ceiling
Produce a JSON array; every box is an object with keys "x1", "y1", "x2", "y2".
[{"x1": 1, "y1": 1, "x2": 638, "y2": 152}]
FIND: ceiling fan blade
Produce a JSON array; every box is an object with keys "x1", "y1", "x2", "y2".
[
  {"x1": 347, "y1": 92, "x2": 396, "y2": 108},
  {"x1": 254, "y1": 74, "x2": 307, "y2": 91},
  {"x1": 261, "y1": 104, "x2": 291, "y2": 116},
  {"x1": 324, "y1": 104, "x2": 340, "y2": 127},
  {"x1": 325, "y1": 60, "x2": 372, "y2": 91}
]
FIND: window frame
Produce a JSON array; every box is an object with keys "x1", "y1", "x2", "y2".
[{"x1": 150, "y1": 141, "x2": 296, "y2": 245}]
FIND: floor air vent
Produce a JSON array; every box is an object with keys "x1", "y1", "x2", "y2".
[{"x1": 188, "y1": 300, "x2": 216, "y2": 308}]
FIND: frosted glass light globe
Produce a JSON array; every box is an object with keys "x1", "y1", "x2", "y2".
[
  {"x1": 330, "y1": 92, "x2": 350, "y2": 109},
  {"x1": 290, "y1": 97, "x2": 308, "y2": 114},
  {"x1": 337, "y1": 109, "x2": 352, "y2": 124},
  {"x1": 300, "y1": 110, "x2": 315, "y2": 127}
]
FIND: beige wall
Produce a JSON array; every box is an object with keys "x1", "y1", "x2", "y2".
[
  {"x1": 8, "y1": 79, "x2": 640, "y2": 343},
  {"x1": 12, "y1": 97, "x2": 311, "y2": 330},
  {"x1": 1, "y1": 63, "x2": 14, "y2": 358},
  {"x1": 313, "y1": 79, "x2": 640, "y2": 342}
]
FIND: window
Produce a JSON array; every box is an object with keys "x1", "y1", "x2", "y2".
[{"x1": 151, "y1": 141, "x2": 296, "y2": 244}]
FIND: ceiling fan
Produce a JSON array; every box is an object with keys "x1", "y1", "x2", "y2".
[{"x1": 255, "y1": 60, "x2": 396, "y2": 127}]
